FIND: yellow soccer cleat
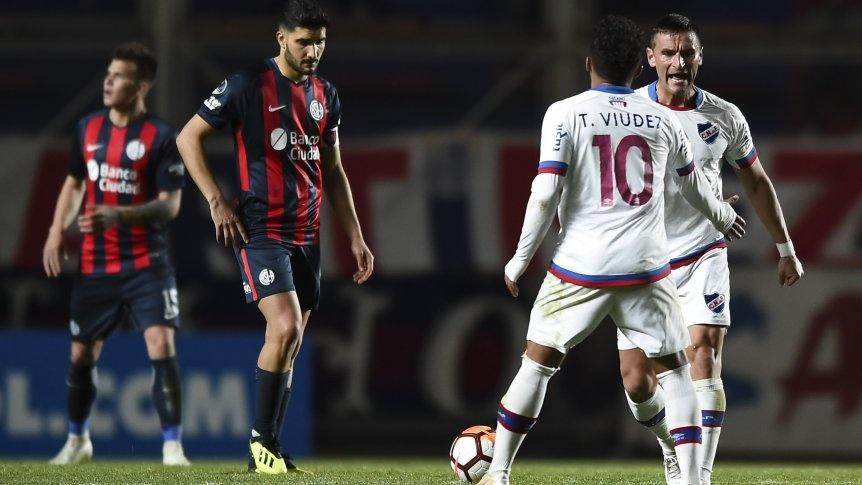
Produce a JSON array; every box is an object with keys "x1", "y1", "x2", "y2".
[
  {"x1": 283, "y1": 454, "x2": 313, "y2": 475},
  {"x1": 249, "y1": 437, "x2": 288, "y2": 474},
  {"x1": 247, "y1": 437, "x2": 313, "y2": 475}
]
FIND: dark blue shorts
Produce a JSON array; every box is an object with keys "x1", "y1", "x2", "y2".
[
  {"x1": 69, "y1": 267, "x2": 180, "y2": 342},
  {"x1": 234, "y1": 240, "x2": 320, "y2": 311}
]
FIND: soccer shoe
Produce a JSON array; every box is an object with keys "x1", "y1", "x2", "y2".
[
  {"x1": 247, "y1": 441, "x2": 312, "y2": 475},
  {"x1": 249, "y1": 436, "x2": 287, "y2": 474},
  {"x1": 162, "y1": 440, "x2": 191, "y2": 466},
  {"x1": 476, "y1": 470, "x2": 510, "y2": 485},
  {"x1": 49, "y1": 433, "x2": 93, "y2": 465},
  {"x1": 662, "y1": 453, "x2": 683, "y2": 485}
]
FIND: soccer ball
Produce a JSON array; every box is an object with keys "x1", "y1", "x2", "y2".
[{"x1": 449, "y1": 425, "x2": 495, "y2": 483}]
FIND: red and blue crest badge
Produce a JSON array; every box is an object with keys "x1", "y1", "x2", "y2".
[
  {"x1": 704, "y1": 293, "x2": 726, "y2": 313},
  {"x1": 698, "y1": 122, "x2": 720, "y2": 145}
]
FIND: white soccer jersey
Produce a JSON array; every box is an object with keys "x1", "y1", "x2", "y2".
[
  {"x1": 636, "y1": 82, "x2": 757, "y2": 265},
  {"x1": 536, "y1": 84, "x2": 694, "y2": 287}
]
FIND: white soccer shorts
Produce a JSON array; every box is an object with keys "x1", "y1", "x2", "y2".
[
  {"x1": 527, "y1": 272, "x2": 689, "y2": 358},
  {"x1": 617, "y1": 247, "x2": 730, "y2": 351}
]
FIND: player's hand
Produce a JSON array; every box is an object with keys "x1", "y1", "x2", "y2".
[
  {"x1": 721, "y1": 195, "x2": 746, "y2": 240},
  {"x1": 725, "y1": 214, "x2": 746, "y2": 240},
  {"x1": 78, "y1": 205, "x2": 120, "y2": 233},
  {"x1": 350, "y1": 238, "x2": 374, "y2": 284},
  {"x1": 778, "y1": 255, "x2": 804, "y2": 287},
  {"x1": 504, "y1": 274, "x2": 519, "y2": 298},
  {"x1": 209, "y1": 197, "x2": 248, "y2": 247},
  {"x1": 42, "y1": 227, "x2": 65, "y2": 277}
]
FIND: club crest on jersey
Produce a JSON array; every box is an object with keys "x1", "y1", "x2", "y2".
[
  {"x1": 259, "y1": 268, "x2": 275, "y2": 286},
  {"x1": 309, "y1": 99, "x2": 324, "y2": 121},
  {"x1": 609, "y1": 96, "x2": 627, "y2": 107},
  {"x1": 213, "y1": 79, "x2": 227, "y2": 95},
  {"x1": 698, "y1": 122, "x2": 720, "y2": 145},
  {"x1": 125, "y1": 139, "x2": 146, "y2": 161},
  {"x1": 704, "y1": 293, "x2": 726, "y2": 313}
]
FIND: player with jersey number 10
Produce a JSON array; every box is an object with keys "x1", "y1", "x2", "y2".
[{"x1": 478, "y1": 15, "x2": 746, "y2": 485}]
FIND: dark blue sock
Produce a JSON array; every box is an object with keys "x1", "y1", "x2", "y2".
[
  {"x1": 151, "y1": 356, "x2": 183, "y2": 440},
  {"x1": 253, "y1": 367, "x2": 289, "y2": 441},
  {"x1": 67, "y1": 363, "x2": 97, "y2": 435},
  {"x1": 273, "y1": 381, "x2": 293, "y2": 441}
]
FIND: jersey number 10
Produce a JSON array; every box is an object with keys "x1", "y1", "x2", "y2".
[{"x1": 592, "y1": 134, "x2": 654, "y2": 207}]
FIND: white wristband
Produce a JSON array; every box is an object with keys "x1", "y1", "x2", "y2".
[{"x1": 777, "y1": 240, "x2": 795, "y2": 257}]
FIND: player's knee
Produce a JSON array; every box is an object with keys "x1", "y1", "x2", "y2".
[
  {"x1": 266, "y1": 314, "x2": 302, "y2": 348},
  {"x1": 70, "y1": 341, "x2": 102, "y2": 365},
  {"x1": 620, "y1": 364, "x2": 654, "y2": 401},
  {"x1": 689, "y1": 342, "x2": 719, "y2": 374},
  {"x1": 144, "y1": 326, "x2": 176, "y2": 358}
]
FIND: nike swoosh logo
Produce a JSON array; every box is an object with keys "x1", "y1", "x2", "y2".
[
  {"x1": 268, "y1": 104, "x2": 287, "y2": 112},
  {"x1": 86, "y1": 143, "x2": 103, "y2": 152}
]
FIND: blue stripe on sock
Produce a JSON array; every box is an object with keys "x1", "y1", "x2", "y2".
[
  {"x1": 69, "y1": 420, "x2": 88, "y2": 436},
  {"x1": 496, "y1": 404, "x2": 536, "y2": 434},
  {"x1": 638, "y1": 408, "x2": 666, "y2": 428},
  {"x1": 670, "y1": 426, "x2": 702, "y2": 446},
  {"x1": 163, "y1": 425, "x2": 181, "y2": 441},
  {"x1": 702, "y1": 410, "x2": 725, "y2": 428}
]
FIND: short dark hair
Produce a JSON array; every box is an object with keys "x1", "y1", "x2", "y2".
[
  {"x1": 280, "y1": 0, "x2": 329, "y2": 31},
  {"x1": 112, "y1": 42, "x2": 157, "y2": 82},
  {"x1": 590, "y1": 15, "x2": 645, "y2": 85},
  {"x1": 651, "y1": 13, "x2": 701, "y2": 47}
]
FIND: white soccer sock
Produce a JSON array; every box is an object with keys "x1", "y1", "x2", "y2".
[
  {"x1": 488, "y1": 356, "x2": 557, "y2": 474},
  {"x1": 625, "y1": 386, "x2": 675, "y2": 455},
  {"x1": 657, "y1": 364, "x2": 702, "y2": 485},
  {"x1": 694, "y1": 377, "x2": 726, "y2": 480}
]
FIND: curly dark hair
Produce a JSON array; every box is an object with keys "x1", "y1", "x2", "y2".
[
  {"x1": 112, "y1": 42, "x2": 157, "y2": 82},
  {"x1": 590, "y1": 15, "x2": 645, "y2": 85},
  {"x1": 280, "y1": 0, "x2": 329, "y2": 31},
  {"x1": 651, "y1": 13, "x2": 701, "y2": 47}
]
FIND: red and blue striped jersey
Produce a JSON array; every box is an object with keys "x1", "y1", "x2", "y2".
[
  {"x1": 196, "y1": 58, "x2": 342, "y2": 245},
  {"x1": 68, "y1": 109, "x2": 185, "y2": 276}
]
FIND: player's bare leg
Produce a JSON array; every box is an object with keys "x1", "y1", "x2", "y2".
[
  {"x1": 50, "y1": 340, "x2": 103, "y2": 464},
  {"x1": 685, "y1": 324, "x2": 726, "y2": 485},
  {"x1": 258, "y1": 291, "x2": 303, "y2": 372},
  {"x1": 249, "y1": 292, "x2": 310, "y2": 474},
  {"x1": 619, "y1": 348, "x2": 681, "y2": 484},
  {"x1": 143, "y1": 325, "x2": 189, "y2": 466},
  {"x1": 481, "y1": 341, "x2": 562, "y2": 485}
]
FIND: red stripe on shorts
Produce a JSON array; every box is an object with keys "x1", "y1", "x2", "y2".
[{"x1": 240, "y1": 248, "x2": 258, "y2": 301}]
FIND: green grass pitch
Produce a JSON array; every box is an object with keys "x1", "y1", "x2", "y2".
[{"x1": 1, "y1": 458, "x2": 860, "y2": 484}]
